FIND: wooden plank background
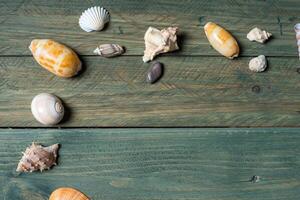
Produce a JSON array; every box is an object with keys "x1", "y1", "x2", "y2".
[
  {"x1": 1, "y1": 128, "x2": 300, "y2": 200},
  {"x1": 1, "y1": 56, "x2": 300, "y2": 127},
  {"x1": 1, "y1": 0, "x2": 300, "y2": 199},
  {"x1": 0, "y1": 0, "x2": 298, "y2": 56},
  {"x1": 0, "y1": 0, "x2": 300, "y2": 127}
]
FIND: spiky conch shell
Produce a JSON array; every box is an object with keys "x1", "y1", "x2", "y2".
[
  {"x1": 247, "y1": 27, "x2": 272, "y2": 43},
  {"x1": 79, "y1": 6, "x2": 110, "y2": 32},
  {"x1": 16, "y1": 143, "x2": 59, "y2": 172},
  {"x1": 143, "y1": 26, "x2": 179, "y2": 62},
  {"x1": 49, "y1": 187, "x2": 90, "y2": 200}
]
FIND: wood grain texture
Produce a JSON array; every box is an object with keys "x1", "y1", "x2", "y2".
[
  {"x1": 0, "y1": 0, "x2": 299, "y2": 56},
  {"x1": 1, "y1": 56, "x2": 300, "y2": 127},
  {"x1": 1, "y1": 128, "x2": 300, "y2": 200}
]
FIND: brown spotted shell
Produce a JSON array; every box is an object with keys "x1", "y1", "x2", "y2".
[
  {"x1": 49, "y1": 187, "x2": 89, "y2": 200},
  {"x1": 29, "y1": 39, "x2": 82, "y2": 78},
  {"x1": 16, "y1": 143, "x2": 59, "y2": 172}
]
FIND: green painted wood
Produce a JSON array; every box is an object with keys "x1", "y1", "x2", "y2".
[
  {"x1": 0, "y1": 56, "x2": 300, "y2": 127},
  {"x1": 0, "y1": 0, "x2": 299, "y2": 56},
  {"x1": 0, "y1": 128, "x2": 300, "y2": 200}
]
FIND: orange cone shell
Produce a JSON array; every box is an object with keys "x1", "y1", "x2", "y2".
[
  {"x1": 49, "y1": 187, "x2": 89, "y2": 200},
  {"x1": 204, "y1": 22, "x2": 239, "y2": 59},
  {"x1": 29, "y1": 39, "x2": 82, "y2": 78}
]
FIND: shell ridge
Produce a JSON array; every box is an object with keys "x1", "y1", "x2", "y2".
[{"x1": 79, "y1": 6, "x2": 110, "y2": 32}]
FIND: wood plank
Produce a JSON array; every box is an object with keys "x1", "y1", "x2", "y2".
[
  {"x1": 1, "y1": 56, "x2": 300, "y2": 127},
  {"x1": 0, "y1": 0, "x2": 299, "y2": 56},
  {"x1": 1, "y1": 128, "x2": 300, "y2": 200}
]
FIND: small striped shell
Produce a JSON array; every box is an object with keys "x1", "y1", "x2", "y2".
[
  {"x1": 93, "y1": 44, "x2": 124, "y2": 57},
  {"x1": 204, "y1": 22, "x2": 239, "y2": 59},
  {"x1": 49, "y1": 187, "x2": 89, "y2": 200},
  {"x1": 29, "y1": 39, "x2": 82, "y2": 78}
]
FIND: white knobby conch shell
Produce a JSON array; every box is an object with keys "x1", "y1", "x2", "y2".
[
  {"x1": 93, "y1": 44, "x2": 124, "y2": 57},
  {"x1": 49, "y1": 187, "x2": 90, "y2": 200},
  {"x1": 31, "y1": 93, "x2": 64, "y2": 125},
  {"x1": 143, "y1": 26, "x2": 179, "y2": 62},
  {"x1": 249, "y1": 55, "x2": 267, "y2": 72},
  {"x1": 79, "y1": 6, "x2": 110, "y2": 32},
  {"x1": 247, "y1": 27, "x2": 272, "y2": 43},
  {"x1": 16, "y1": 142, "x2": 59, "y2": 172},
  {"x1": 204, "y1": 22, "x2": 239, "y2": 59},
  {"x1": 294, "y1": 23, "x2": 300, "y2": 60}
]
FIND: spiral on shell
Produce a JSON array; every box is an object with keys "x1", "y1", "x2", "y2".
[{"x1": 31, "y1": 93, "x2": 65, "y2": 125}]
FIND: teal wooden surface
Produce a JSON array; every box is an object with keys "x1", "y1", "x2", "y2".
[
  {"x1": 0, "y1": 0, "x2": 298, "y2": 56},
  {"x1": 0, "y1": 0, "x2": 300, "y2": 127},
  {"x1": 1, "y1": 0, "x2": 300, "y2": 199},
  {"x1": 1, "y1": 128, "x2": 300, "y2": 200},
  {"x1": 1, "y1": 56, "x2": 300, "y2": 127}
]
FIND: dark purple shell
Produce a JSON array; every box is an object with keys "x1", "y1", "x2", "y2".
[{"x1": 146, "y1": 62, "x2": 163, "y2": 84}]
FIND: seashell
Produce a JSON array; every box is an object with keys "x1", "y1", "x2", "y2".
[
  {"x1": 204, "y1": 22, "x2": 239, "y2": 59},
  {"x1": 143, "y1": 26, "x2": 179, "y2": 63},
  {"x1": 294, "y1": 23, "x2": 300, "y2": 60},
  {"x1": 249, "y1": 55, "x2": 267, "y2": 72},
  {"x1": 16, "y1": 142, "x2": 59, "y2": 172},
  {"x1": 29, "y1": 39, "x2": 81, "y2": 78},
  {"x1": 247, "y1": 27, "x2": 272, "y2": 43},
  {"x1": 49, "y1": 187, "x2": 89, "y2": 200},
  {"x1": 31, "y1": 93, "x2": 64, "y2": 125},
  {"x1": 146, "y1": 62, "x2": 163, "y2": 84},
  {"x1": 79, "y1": 6, "x2": 110, "y2": 32},
  {"x1": 93, "y1": 44, "x2": 124, "y2": 57}
]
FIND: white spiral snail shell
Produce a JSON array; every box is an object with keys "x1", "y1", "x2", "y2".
[{"x1": 31, "y1": 93, "x2": 65, "y2": 125}]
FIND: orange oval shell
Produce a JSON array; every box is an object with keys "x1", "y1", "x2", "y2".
[
  {"x1": 29, "y1": 39, "x2": 82, "y2": 78},
  {"x1": 204, "y1": 22, "x2": 239, "y2": 59},
  {"x1": 49, "y1": 187, "x2": 89, "y2": 200}
]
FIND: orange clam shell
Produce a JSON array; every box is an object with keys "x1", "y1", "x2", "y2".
[
  {"x1": 29, "y1": 39, "x2": 82, "y2": 78},
  {"x1": 49, "y1": 187, "x2": 89, "y2": 200},
  {"x1": 204, "y1": 22, "x2": 239, "y2": 59}
]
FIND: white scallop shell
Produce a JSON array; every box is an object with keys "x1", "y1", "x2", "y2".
[
  {"x1": 31, "y1": 93, "x2": 64, "y2": 125},
  {"x1": 79, "y1": 6, "x2": 110, "y2": 32}
]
